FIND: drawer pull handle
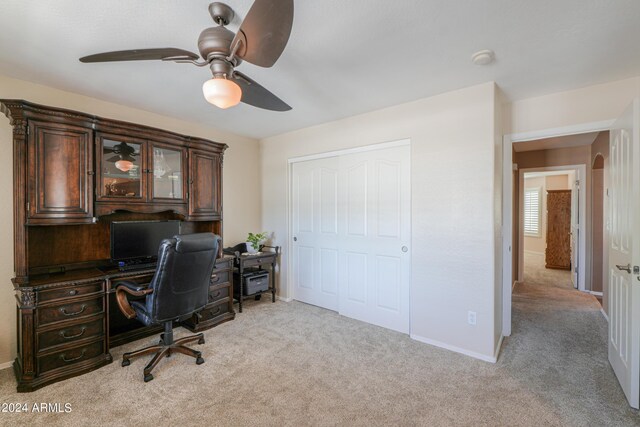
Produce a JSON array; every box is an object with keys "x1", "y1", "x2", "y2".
[
  {"x1": 59, "y1": 327, "x2": 86, "y2": 339},
  {"x1": 211, "y1": 291, "x2": 222, "y2": 298},
  {"x1": 60, "y1": 305, "x2": 86, "y2": 316},
  {"x1": 60, "y1": 350, "x2": 86, "y2": 363},
  {"x1": 212, "y1": 274, "x2": 219, "y2": 282},
  {"x1": 210, "y1": 306, "x2": 221, "y2": 315},
  {"x1": 68, "y1": 290, "x2": 78, "y2": 296}
]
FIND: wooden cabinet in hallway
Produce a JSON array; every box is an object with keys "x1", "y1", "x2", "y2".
[{"x1": 545, "y1": 189, "x2": 571, "y2": 270}]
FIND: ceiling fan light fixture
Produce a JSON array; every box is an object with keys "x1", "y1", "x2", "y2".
[
  {"x1": 202, "y1": 76, "x2": 242, "y2": 109},
  {"x1": 115, "y1": 159, "x2": 134, "y2": 172}
]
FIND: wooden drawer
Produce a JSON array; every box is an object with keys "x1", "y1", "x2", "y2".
[
  {"x1": 38, "y1": 281, "x2": 104, "y2": 304},
  {"x1": 215, "y1": 257, "x2": 233, "y2": 270},
  {"x1": 197, "y1": 300, "x2": 229, "y2": 322},
  {"x1": 37, "y1": 296, "x2": 103, "y2": 327},
  {"x1": 37, "y1": 339, "x2": 105, "y2": 375},
  {"x1": 210, "y1": 270, "x2": 229, "y2": 286},
  {"x1": 242, "y1": 255, "x2": 275, "y2": 268},
  {"x1": 208, "y1": 284, "x2": 230, "y2": 304},
  {"x1": 37, "y1": 316, "x2": 104, "y2": 352}
]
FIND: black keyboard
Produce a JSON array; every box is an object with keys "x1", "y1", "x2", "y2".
[{"x1": 118, "y1": 262, "x2": 157, "y2": 272}]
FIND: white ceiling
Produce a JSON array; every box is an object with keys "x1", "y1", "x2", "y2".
[
  {"x1": 513, "y1": 131, "x2": 601, "y2": 152},
  {"x1": 1, "y1": 1, "x2": 640, "y2": 139}
]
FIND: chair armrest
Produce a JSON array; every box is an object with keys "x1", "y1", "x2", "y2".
[{"x1": 115, "y1": 281, "x2": 153, "y2": 319}]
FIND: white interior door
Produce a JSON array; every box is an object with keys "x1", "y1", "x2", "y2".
[
  {"x1": 608, "y1": 99, "x2": 640, "y2": 409},
  {"x1": 570, "y1": 175, "x2": 579, "y2": 288},
  {"x1": 291, "y1": 143, "x2": 411, "y2": 334},
  {"x1": 291, "y1": 157, "x2": 340, "y2": 311},
  {"x1": 338, "y1": 146, "x2": 411, "y2": 333}
]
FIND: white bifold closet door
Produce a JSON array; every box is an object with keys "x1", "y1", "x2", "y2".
[{"x1": 292, "y1": 144, "x2": 410, "y2": 333}]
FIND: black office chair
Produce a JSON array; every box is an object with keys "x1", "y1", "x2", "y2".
[{"x1": 115, "y1": 232, "x2": 220, "y2": 382}]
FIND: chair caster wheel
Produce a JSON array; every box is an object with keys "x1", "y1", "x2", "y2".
[
  {"x1": 144, "y1": 373, "x2": 154, "y2": 382},
  {"x1": 255, "y1": 294, "x2": 262, "y2": 301},
  {"x1": 198, "y1": 337, "x2": 205, "y2": 345},
  {"x1": 122, "y1": 359, "x2": 131, "y2": 367},
  {"x1": 196, "y1": 356, "x2": 205, "y2": 365}
]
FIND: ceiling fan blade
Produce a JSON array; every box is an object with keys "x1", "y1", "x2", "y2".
[
  {"x1": 80, "y1": 48, "x2": 199, "y2": 63},
  {"x1": 233, "y1": 71, "x2": 291, "y2": 111},
  {"x1": 231, "y1": 0, "x2": 293, "y2": 67}
]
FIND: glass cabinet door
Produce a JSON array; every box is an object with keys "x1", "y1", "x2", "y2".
[
  {"x1": 100, "y1": 138, "x2": 143, "y2": 198},
  {"x1": 151, "y1": 146, "x2": 183, "y2": 199}
]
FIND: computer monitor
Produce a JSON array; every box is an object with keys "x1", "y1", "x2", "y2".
[{"x1": 110, "y1": 220, "x2": 181, "y2": 263}]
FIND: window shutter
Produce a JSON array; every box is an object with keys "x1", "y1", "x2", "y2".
[{"x1": 524, "y1": 187, "x2": 541, "y2": 236}]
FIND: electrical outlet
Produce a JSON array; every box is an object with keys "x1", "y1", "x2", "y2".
[{"x1": 468, "y1": 311, "x2": 477, "y2": 325}]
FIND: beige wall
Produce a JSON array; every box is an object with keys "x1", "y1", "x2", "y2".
[
  {"x1": 591, "y1": 131, "x2": 609, "y2": 311},
  {"x1": 0, "y1": 75, "x2": 262, "y2": 366},
  {"x1": 260, "y1": 82, "x2": 503, "y2": 360},
  {"x1": 546, "y1": 174, "x2": 570, "y2": 191}
]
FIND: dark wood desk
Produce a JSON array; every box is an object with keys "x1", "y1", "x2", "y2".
[
  {"x1": 1, "y1": 100, "x2": 231, "y2": 392},
  {"x1": 12, "y1": 255, "x2": 234, "y2": 392}
]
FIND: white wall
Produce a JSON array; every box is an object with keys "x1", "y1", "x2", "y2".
[
  {"x1": 0, "y1": 74, "x2": 262, "y2": 367},
  {"x1": 508, "y1": 76, "x2": 640, "y2": 135},
  {"x1": 261, "y1": 82, "x2": 502, "y2": 361},
  {"x1": 493, "y1": 88, "x2": 505, "y2": 352}
]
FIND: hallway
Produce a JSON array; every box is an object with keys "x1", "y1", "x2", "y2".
[
  {"x1": 523, "y1": 251, "x2": 573, "y2": 290},
  {"x1": 506, "y1": 275, "x2": 637, "y2": 424}
]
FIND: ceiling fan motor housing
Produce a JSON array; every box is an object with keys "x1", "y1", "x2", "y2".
[{"x1": 198, "y1": 26, "x2": 236, "y2": 63}]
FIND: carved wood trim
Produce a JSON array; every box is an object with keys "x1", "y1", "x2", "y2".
[{"x1": 0, "y1": 99, "x2": 228, "y2": 152}]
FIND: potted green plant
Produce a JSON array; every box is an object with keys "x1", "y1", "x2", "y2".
[{"x1": 246, "y1": 232, "x2": 268, "y2": 254}]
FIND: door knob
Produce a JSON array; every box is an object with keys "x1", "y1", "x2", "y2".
[
  {"x1": 293, "y1": 236, "x2": 297, "y2": 242},
  {"x1": 616, "y1": 264, "x2": 632, "y2": 273},
  {"x1": 401, "y1": 246, "x2": 408, "y2": 253}
]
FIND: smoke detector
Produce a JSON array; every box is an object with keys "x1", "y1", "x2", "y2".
[{"x1": 471, "y1": 50, "x2": 495, "y2": 66}]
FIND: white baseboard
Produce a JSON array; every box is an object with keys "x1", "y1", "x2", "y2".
[
  {"x1": 410, "y1": 334, "x2": 498, "y2": 363},
  {"x1": 589, "y1": 291, "x2": 603, "y2": 297},
  {"x1": 600, "y1": 308, "x2": 609, "y2": 322},
  {"x1": 277, "y1": 296, "x2": 293, "y2": 302},
  {"x1": 524, "y1": 250, "x2": 544, "y2": 255},
  {"x1": 0, "y1": 360, "x2": 13, "y2": 370}
]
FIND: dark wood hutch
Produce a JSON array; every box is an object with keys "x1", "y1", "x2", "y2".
[{"x1": 0, "y1": 100, "x2": 235, "y2": 392}]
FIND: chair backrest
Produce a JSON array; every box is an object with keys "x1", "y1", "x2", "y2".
[{"x1": 144, "y1": 233, "x2": 220, "y2": 323}]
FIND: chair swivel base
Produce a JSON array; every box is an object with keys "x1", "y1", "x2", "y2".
[{"x1": 122, "y1": 332, "x2": 206, "y2": 382}]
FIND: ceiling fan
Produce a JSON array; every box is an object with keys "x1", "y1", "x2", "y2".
[
  {"x1": 104, "y1": 142, "x2": 138, "y2": 172},
  {"x1": 80, "y1": 0, "x2": 294, "y2": 111}
]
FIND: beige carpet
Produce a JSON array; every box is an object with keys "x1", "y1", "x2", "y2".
[
  {"x1": 0, "y1": 289, "x2": 637, "y2": 426},
  {"x1": 523, "y1": 251, "x2": 573, "y2": 289}
]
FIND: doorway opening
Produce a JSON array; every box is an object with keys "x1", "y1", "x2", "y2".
[
  {"x1": 521, "y1": 169, "x2": 577, "y2": 290},
  {"x1": 502, "y1": 126, "x2": 613, "y2": 337}
]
